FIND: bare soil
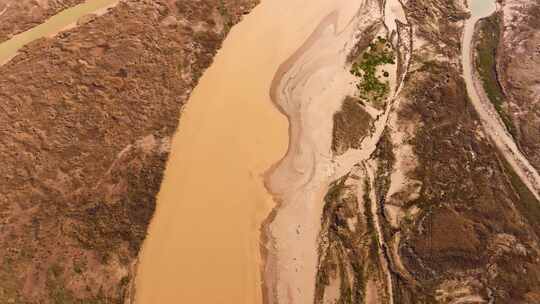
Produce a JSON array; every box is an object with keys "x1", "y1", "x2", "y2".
[
  {"x1": 0, "y1": 0, "x2": 257, "y2": 302},
  {"x1": 332, "y1": 97, "x2": 373, "y2": 156},
  {"x1": 497, "y1": 0, "x2": 540, "y2": 173},
  {"x1": 320, "y1": 0, "x2": 540, "y2": 303},
  {"x1": 0, "y1": 0, "x2": 85, "y2": 42}
]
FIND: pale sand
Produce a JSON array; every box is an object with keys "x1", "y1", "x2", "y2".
[
  {"x1": 134, "y1": 1, "x2": 361, "y2": 303},
  {"x1": 331, "y1": 1, "x2": 411, "y2": 184},
  {"x1": 264, "y1": 0, "x2": 415, "y2": 301},
  {"x1": 264, "y1": 1, "x2": 387, "y2": 303},
  {"x1": 366, "y1": 161, "x2": 395, "y2": 303},
  {"x1": 384, "y1": 0, "x2": 407, "y2": 35},
  {"x1": 365, "y1": 279, "x2": 382, "y2": 304}
]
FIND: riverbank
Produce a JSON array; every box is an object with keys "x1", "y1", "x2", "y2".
[
  {"x1": 0, "y1": 1, "x2": 260, "y2": 302},
  {"x1": 462, "y1": 1, "x2": 540, "y2": 201},
  {"x1": 0, "y1": 0, "x2": 86, "y2": 43},
  {"x1": 0, "y1": 0, "x2": 119, "y2": 65},
  {"x1": 134, "y1": 0, "x2": 362, "y2": 303}
]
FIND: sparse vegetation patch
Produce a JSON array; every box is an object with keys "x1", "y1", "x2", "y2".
[
  {"x1": 350, "y1": 36, "x2": 395, "y2": 103},
  {"x1": 331, "y1": 96, "x2": 373, "y2": 155},
  {"x1": 475, "y1": 13, "x2": 516, "y2": 137}
]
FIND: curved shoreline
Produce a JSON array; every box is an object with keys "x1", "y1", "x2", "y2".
[
  {"x1": 261, "y1": 13, "x2": 341, "y2": 304},
  {"x1": 0, "y1": 0, "x2": 119, "y2": 66},
  {"x1": 462, "y1": 2, "x2": 540, "y2": 201}
]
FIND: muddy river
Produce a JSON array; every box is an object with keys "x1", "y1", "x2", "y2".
[
  {"x1": 134, "y1": 0, "x2": 358, "y2": 303},
  {"x1": 0, "y1": 0, "x2": 118, "y2": 65},
  {"x1": 0, "y1": 0, "x2": 361, "y2": 302}
]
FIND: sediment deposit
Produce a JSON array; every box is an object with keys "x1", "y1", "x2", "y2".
[
  {"x1": 2, "y1": 0, "x2": 540, "y2": 303},
  {"x1": 0, "y1": 0, "x2": 258, "y2": 302}
]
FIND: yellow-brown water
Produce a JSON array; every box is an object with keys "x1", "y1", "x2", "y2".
[
  {"x1": 134, "y1": 0, "x2": 353, "y2": 303},
  {"x1": 0, "y1": 0, "x2": 118, "y2": 65}
]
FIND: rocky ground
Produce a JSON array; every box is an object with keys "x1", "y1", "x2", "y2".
[
  {"x1": 313, "y1": 0, "x2": 540, "y2": 303},
  {"x1": 0, "y1": 0, "x2": 257, "y2": 303},
  {"x1": 2, "y1": 0, "x2": 540, "y2": 303},
  {"x1": 495, "y1": 0, "x2": 540, "y2": 173},
  {"x1": 0, "y1": 0, "x2": 86, "y2": 42}
]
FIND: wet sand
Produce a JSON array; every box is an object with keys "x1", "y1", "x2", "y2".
[
  {"x1": 134, "y1": 1, "x2": 360, "y2": 303},
  {"x1": 0, "y1": 0, "x2": 119, "y2": 65}
]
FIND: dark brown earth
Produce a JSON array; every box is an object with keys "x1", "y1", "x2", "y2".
[
  {"x1": 321, "y1": 0, "x2": 540, "y2": 303},
  {"x1": 398, "y1": 62, "x2": 540, "y2": 303},
  {"x1": 0, "y1": 0, "x2": 86, "y2": 42},
  {"x1": 0, "y1": 0, "x2": 257, "y2": 302},
  {"x1": 332, "y1": 96, "x2": 373, "y2": 156},
  {"x1": 315, "y1": 167, "x2": 390, "y2": 304},
  {"x1": 496, "y1": 0, "x2": 540, "y2": 173}
]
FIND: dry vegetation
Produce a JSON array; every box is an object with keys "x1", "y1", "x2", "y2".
[
  {"x1": 393, "y1": 1, "x2": 540, "y2": 302},
  {"x1": 0, "y1": 0, "x2": 87, "y2": 42},
  {"x1": 3, "y1": 0, "x2": 540, "y2": 302},
  {"x1": 496, "y1": 0, "x2": 540, "y2": 173},
  {"x1": 474, "y1": 13, "x2": 517, "y2": 136},
  {"x1": 315, "y1": 168, "x2": 389, "y2": 304},
  {"x1": 325, "y1": 0, "x2": 540, "y2": 303},
  {"x1": 0, "y1": 0, "x2": 258, "y2": 302}
]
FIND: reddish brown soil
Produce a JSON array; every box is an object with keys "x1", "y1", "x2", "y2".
[
  {"x1": 321, "y1": 0, "x2": 540, "y2": 303},
  {"x1": 0, "y1": 0, "x2": 257, "y2": 302},
  {"x1": 0, "y1": 0, "x2": 87, "y2": 42}
]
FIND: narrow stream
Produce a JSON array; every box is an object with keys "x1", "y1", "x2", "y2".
[
  {"x1": 0, "y1": 0, "x2": 118, "y2": 65},
  {"x1": 462, "y1": 0, "x2": 540, "y2": 200}
]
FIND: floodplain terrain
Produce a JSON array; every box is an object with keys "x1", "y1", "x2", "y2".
[{"x1": 1, "y1": 0, "x2": 540, "y2": 303}]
